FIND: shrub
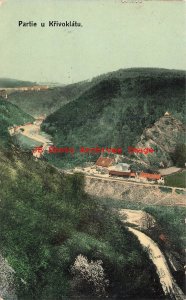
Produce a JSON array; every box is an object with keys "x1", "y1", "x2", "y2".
[
  {"x1": 71, "y1": 254, "x2": 109, "y2": 298},
  {"x1": 171, "y1": 144, "x2": 186, "y2": 167}
]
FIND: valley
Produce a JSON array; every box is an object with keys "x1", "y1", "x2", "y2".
[{"x1": 0, "y1": 68, "x2": 185, "y2": 300}]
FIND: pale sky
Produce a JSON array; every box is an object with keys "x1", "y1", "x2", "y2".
[{"x1": 0, "y1": 0, "x2": 185, "y2": 84}]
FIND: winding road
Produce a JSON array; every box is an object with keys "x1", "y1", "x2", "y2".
[{"x1": 120, "y1": 209, "x2": 185, "y2": 300}]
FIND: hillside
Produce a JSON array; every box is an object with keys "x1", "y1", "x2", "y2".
[
  {"x1": 0, "y1": 78, "x2": 37, "y2": 88},
  {"x1": 42, "y1": 68, "x2": 186, "y2": 167},
  {"x1": 0, "y1": 90, "x2": 163, "y2": 299},
  {"x1": 0, "y1": 143, "x2": 163, "y2": 299},
  {"x1": 0, "y1": 98, "x2": 34, "y2": 145},
  {"x1": 134, "y1": 115, "x2": 186, "y2": 168},
  {"x1": 7, "y1": 80, "x2": 92, "y2": 117}
]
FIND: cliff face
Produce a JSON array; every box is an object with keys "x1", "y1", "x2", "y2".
[
  {"x1": 134, "y1": 115, "x2": 185, "y2": 168},
  {"x1": 0, "y1": 254, "x2": 17, "y2": 300}
]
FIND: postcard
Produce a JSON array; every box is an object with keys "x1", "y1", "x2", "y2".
[{"x1": 0, "y1": 1, "x2": 185, "y2": 299}]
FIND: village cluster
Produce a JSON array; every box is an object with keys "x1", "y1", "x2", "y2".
[
  {"x1": 74, "y1": 157, "x2": 165, "y2": 185},
  {"x1": 8, "y1": 119, "x2": 163, "y2": 185}
]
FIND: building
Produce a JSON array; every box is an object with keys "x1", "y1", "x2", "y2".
[
  {"x1": 95, "y1": 157, "x2": 115, "y2": 168},
  {"x1": 164, "y1": 111, "x2": 170, "y2": 116},
  {"x1": 112, "y1": 163, "x2": 131, "y2": 172},
  {"x1": 139, "y1": 172, "x2": 161, "y2": 181},
  {"x1": 32, "y1": 146, "x2": 44, "y2": 159},
  {"x1": 108, "y1": 169, "x2": 162, "y2": 182},
  {"x1": 108, "y1": 163, "x2": 133, "y2": 177}
]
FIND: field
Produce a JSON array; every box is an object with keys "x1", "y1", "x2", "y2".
[{"x1": 164, "y1": 170, "x2": 186, "y2": 188}]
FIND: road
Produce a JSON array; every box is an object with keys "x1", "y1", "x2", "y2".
[
  {"x1": 159, "y1": 167, "x2": 182, "y2": 176},
  {"x1": 128, "y1": 227, "x2": 185, "y2": 300},
  {"x1": 119, "y1": 209, "x2": 185, "y2": 300}
]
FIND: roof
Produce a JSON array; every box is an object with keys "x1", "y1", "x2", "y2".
[
  {"x1": 117, "y1": 163, "x2": 130, "y2": 168},
  {"x1": 130, "y1": 172, "x2": 136, "y2": 177},
  {"x1": 114, "y1": 163, "x2": 130, "y2": 172},
  {"x1": 139, "y1": 172, "x2": 161, "y2": 180},
  {"x1": 96, "y1": 157, "x2": 114, "y2": 167}
]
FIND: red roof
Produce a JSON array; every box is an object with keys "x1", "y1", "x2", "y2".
[
  {"x1": 139, "y1": 172, "x2": 161, "y2": 180},
  {"x1": 96, "y1": 157, "x2": 114, "y2": 167},
  {"x1": 130, "y1": 172, "x2": 136, "y2": 177}
]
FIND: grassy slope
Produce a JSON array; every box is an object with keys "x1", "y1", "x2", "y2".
[
  {"x1": 8, "y1": 80, "x2": 92, "y2": 117},
  {"x1": 0, "y1": 98, "x2": 34, "y2": 145},
  {"x1": 0, "y1": 88, "x2": 163, "y2": 299},
  {"x1": 164, "y1": 170, "x2": 186, "y2": 188},
  {"x1": 0, "y1": 145, "x2": 163, "y2": 299},
  {"x1": 42, "y1": 68, "x2": 186, "y2": 167}
]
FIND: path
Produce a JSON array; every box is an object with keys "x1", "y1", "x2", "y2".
[
  {"x1": 119, "y1": 209, "x2": 185, "y2": 299},
  {"x1": 159, "y1": 167, "x2": 182, "y2": 176},
  {"x1": 128, "y1": 227, "x2": 185, "y2": 299}
]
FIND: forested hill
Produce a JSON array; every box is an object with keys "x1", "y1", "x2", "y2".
[
  {"x1": 0, "y1": 98, "x2": 34, "y2": 146},
  {"x1": 7, "y1": 80, "x2": 92, "y2": 117},
  {"x1": 0, "y1": 78, "x2": 37, "y2": 88},
  {"x1": 42, "y1": 68, "x2": 186, "y2": 156}
]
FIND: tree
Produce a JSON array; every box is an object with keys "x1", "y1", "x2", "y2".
[
  {"x1": 171, "y1": 144, "x2": 186, "y2": 167},
  {"x1": 71, "y1": 254, "x2": 109, "y2": 298}
]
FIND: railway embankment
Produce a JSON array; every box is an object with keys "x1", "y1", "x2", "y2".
[{"x1": 84, "y1": 175, "x2": 186, "y2": 206}]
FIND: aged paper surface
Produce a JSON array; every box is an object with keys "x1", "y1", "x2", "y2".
[{"x1": 0, "y1": 1, "x2": 185, "y2": 299}]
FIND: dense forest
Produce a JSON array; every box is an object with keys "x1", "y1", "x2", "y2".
[{"x1": 7, "y1": 80, "x2": 91, "y2": 117}]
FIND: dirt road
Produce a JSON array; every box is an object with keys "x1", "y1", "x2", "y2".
[
  {"x1": 119, "y1": 209, "x2": 185, "y2": 299},
  {"x1": 159, "y1": 167, "x2": 182, "y2": 176},
  {"x1": 128, "y1": 227, "x2": 185, "y2": 299}
]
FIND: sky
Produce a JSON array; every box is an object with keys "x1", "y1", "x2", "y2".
[{"x1": 0, "y1": 0, "x2": 185, "y2": 84}]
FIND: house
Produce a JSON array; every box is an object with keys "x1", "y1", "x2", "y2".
[
  {"x1": 32, "y1": 146, "x2": 44, "y2": 159},
  {"x1": 130, "y1": 172, "x2": 136, "y2": 177},
  {"x1": 164, "y1": 111, "x2": 170, "y2": 116},
  {"x1": 112, "y1": 163, "x2": 131, "y2": 172},
  {"x1": 139, "y1": 172, "x2": 161, "y2": 181},
  {"x1": 95, "y1": 157, "x2": 115, "y2": 168},
  {"x1": 108, "y1": 163, "x2": 134, "y2": 177}
]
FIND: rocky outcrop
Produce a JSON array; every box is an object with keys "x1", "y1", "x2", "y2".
[
  {"x1": 134, "y1": 115, "x2": 185, "y2": 168},
  {"x1": 0, "y1": 254, "x2": 17, "y2": 300}
]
